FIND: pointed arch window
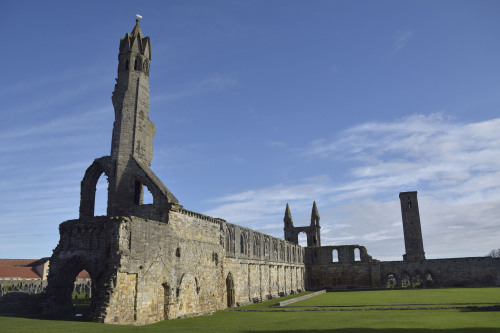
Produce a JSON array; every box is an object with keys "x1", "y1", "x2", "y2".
[{"x1": 134, "y1": 57, "x2": 141, "y2": 70}]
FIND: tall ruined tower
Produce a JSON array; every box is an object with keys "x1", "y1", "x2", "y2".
[
  {"x1": 399, "y1": 191, "x2": 425, "y2": 261},
  {"x1": 77, "y1": 19, "x2": 177, "y2": 220},
  {"x1": 108, "y1": 19, "x2": 154, "y2": 215}
]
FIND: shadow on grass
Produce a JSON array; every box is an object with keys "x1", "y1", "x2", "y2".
[
  {"x1": 0, "y1": 311, "x2": 94, "y2": 322},
  {"x1": 242, "y1": 327, "x2": 498, "y2": 333},
  {"x1": 461, "y1": 305, "x2": 500, "y2": 312}
]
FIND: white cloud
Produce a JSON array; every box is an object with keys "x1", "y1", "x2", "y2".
[
  {"x1": 307, "y1": 114, "x2": 500, "y2": 197},
  {"x1": 205, "y1": 114, "x2": 500, "y2": 260},
  {"x1": 393, "y1": 30, "x2": 414, "y2": 52},
  {"x1": 152, "y1": 75, "x2": 238, "y2": 102},
  {"x1": 269, "y1": 141, "x2": 287, "y2": 148}
]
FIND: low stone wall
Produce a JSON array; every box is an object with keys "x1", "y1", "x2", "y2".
[{"x1": 273, "y1": 290, "x2": 325, "y2": 307}]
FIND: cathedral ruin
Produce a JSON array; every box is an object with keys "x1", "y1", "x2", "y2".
[{"x1": 43, "y1": 20, "x2": 500, "y2": 325}]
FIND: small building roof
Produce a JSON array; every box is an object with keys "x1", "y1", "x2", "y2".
[{"x1": 0, "y1": 265, "x2": 40, "y2": 279}]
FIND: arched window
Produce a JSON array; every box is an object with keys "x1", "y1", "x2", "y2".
[
  {"x1": 332, "y1": 249, "x2": 339, "y2": 263},
  {"x1": 93, "y1": 174, "x2": 108, "y2": 216},
  {"x1": 386, "y1": 274, "x2": 397, "y2": 288},
  {"x1": 401, "y1": 273, "x2": 411, "y2": 288},
  {"x1": 134, "y1": 57, "x2": 141, "y2": 70},
  {"x1": 134, "y1": 180, "x2": 153, "y2": 205},
  {"x1": 412, "y1": 274, "x2": 422, "y2": 288},
  {"x1": 253, "y1": 235, "x2": 259, "y2": 257},
  {"x1": 298, "y1": 232, "x2": 307, "y2": 247},
  {"x1": 162, "y1": 282, "x2": 172, "y2": 320},
  {"x1": 240, "y1": 234, "x2": 245, "y2": 254},
  {"x1": 354, "y1": 248, "x2": 361, "y2": 262}
]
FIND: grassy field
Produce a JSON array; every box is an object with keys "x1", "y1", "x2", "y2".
[
  {"x1": 282, "y1": 288, "x2": 500, "y2": 310},
  {"x1": 1, "y1": 288, "x2": 500, "y2": 332}
]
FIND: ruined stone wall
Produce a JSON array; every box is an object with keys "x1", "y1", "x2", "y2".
[
  {"x1": 380, "y1": 257, "x2": 500, "y2": 288},
  {"x1": 106, "y1": 212, "x2": 305, "y2": 324},
  {"x1": 45, "y1": 217, "x2": 123, "y2": 320},
  {"x1": 304, "y1": 245, "x2": 381, "y2": 289},
  {"x1": 221, "y1": 220, "x2": 305, "y2": 305},
  {"x1": 304, "y1": 245, "x2": 500, "y2": 290},
  {"x1": 47, "y1": 209, "x2": 305, "y2": 325},
  {"x1": 101, "y1": 213, "x2": 224, "y2": 325}
]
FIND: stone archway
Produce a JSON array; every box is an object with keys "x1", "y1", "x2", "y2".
[
  {"x1": 226, "y1": 273, "x2": 235, "y2": 308},
  {"x1": 45, "y1": 256, "x2": 97, "y2": 318}
]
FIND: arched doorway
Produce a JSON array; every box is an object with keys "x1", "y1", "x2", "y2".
[
  {"x1": 226, "y1": 273, "x2": 235, "y2": 308},
  {"x1": 47, "y1": 257, "x2": 95, "y2": 319},
  {"x1": 386, "y1": 274, "x2": 397, "y2": 288},
  {"x1": 162, "y1": 282, "x2": 172, "y2": 320},
  {"x1": 72, "y1": 269, "x2": 92, "y2": 317},
  {"x1": 401, "y1": 273, "x2": 411, "y2": 288},
  {"x1": 412, "y1": 273, "x2": 423, "y2": 288}
]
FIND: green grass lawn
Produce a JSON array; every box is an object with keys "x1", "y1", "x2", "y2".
[
  {"x1": 1, "y1": 288, "x2": 500, "y2": 332},
  {"x1": 283, "y1": 287, "x2": 500, "y2": 309}
]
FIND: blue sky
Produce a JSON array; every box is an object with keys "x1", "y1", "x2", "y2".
[{"x1": 1, "y1": 1, "x2": 500, "y2": 260}]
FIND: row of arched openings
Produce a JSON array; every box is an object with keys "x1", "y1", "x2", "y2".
[
  {"x1": 225, "y1": 226, "x2": 301, "y2": 263},
  {"x1": 331, "y1": 248, "x2": 361, "y2": 263},
  {"x1": 386, "y1": 272, "x2": 433, "y2": 288},
  {"x1": 124, "y1": 57, "x2": 149, "y2": 72}
]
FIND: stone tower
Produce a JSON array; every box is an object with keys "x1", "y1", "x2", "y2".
[
  {"x1": 78, "y1": 19, "x2": 178, "y2": 221},
  {"x1": 283, "y1": 202, "x2": 321, "y2": 247},
  {"x1": 108, "y1": 19, "x2": 155, "y2": 215},
  {"x1": 399, "y1": 191, "x2": 426, "y2": 261}
]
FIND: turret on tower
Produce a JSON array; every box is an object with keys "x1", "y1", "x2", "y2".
[
  {"x1": 284, "y1": 203, "x2": 294, "y2": 242},
  {"x1": 309, "y1": 201, "x2": 321, "y2": 246},
  {"x1": 311, "y1": 201, "x2": 320, "y2": 227}
]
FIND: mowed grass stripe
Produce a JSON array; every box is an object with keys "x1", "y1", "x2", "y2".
[
  {"x1": 3, "y1": 309, "x2": 500, "y2": 332},
  {"x1": 287, "y1": 287, "x2": 500, "y2": 308}
]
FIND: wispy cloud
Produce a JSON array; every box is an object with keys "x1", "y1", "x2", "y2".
[
  {"x1": 206, "y1": 114, "x2": 500, "y2": 260},
  {"x1": 269, "y1": 141, "x2": 287, "y2": 148},
  {"x1": 393, "y1": 30, "x2": 414, "y2": 52},
  {"x1": 307, "y1": 113, "x2": 500, "y2": 197},
  {"x1": 152, "y1": 75, "x2": 238, "y2": 102}
]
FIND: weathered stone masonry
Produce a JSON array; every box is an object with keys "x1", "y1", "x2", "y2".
[{"x1": 47, "y1": 212, "x2": 304, "y2": 325}]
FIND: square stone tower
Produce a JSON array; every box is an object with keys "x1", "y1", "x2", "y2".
[{"x1": 399, "y1": 191, "x2": 426, "y2": 261}]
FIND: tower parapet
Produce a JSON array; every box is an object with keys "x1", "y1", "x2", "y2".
[{"x1": 283, "y1": 203, "x2": 294, "y2": 242}]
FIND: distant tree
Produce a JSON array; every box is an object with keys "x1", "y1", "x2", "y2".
[{"x1": 487, "y1": 249, "x2": 500, "y2": 258}]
